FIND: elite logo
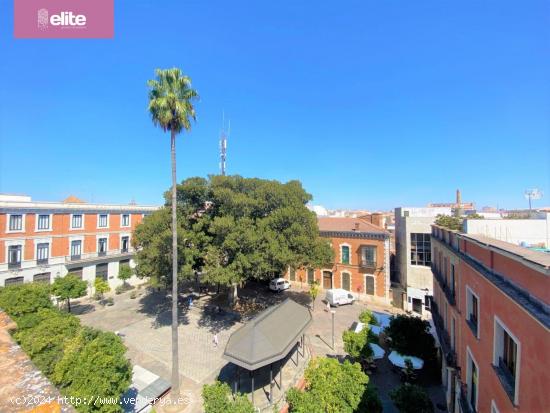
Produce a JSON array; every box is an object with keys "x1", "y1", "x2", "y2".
[
  {"x1": 15, "y1": 0, "x2": 113, "y2": 39},
  {"x1": 37, "y1": 8, "x2": 87, "y2": 29}
]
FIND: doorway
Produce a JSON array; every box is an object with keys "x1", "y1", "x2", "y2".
[
  {"x1": 322, "y1": 271, "x2": 333, "y2": 289},
  {"x1": 412, "y1": 298, "x2": 423, "y2": 314}
]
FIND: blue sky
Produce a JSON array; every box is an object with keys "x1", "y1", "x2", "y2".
[{"x1": 0, "y1": 0, "x2": 548, "y2": 210}]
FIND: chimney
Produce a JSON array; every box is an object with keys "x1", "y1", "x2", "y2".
[
  {"x1": 354, "y1": 222, "x2": 360, "y2": 231},
  {"x1": 370, "y1": 213, "x2": 384, "y2": 228}
]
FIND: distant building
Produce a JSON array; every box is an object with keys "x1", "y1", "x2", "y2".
[
  {"x1": 431, "y1": 224, "x2": 550, "y2": 413},
  {"x1": 285, "y1": 217, "x2": 391, "y2": 304},
  {"x1": 394, "y1": 206, "x2": 452, "y2": 313},
  {"x1": 464, "y1": 213, "x2": 550, "y2": 249},
  {"x1": 0, "y1": 194, "x2": 158, "y2": 290}
]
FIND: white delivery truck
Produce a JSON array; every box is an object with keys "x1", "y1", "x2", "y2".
[{"x1": 325, "y1": 288, "x2": 355, "y2": 307}]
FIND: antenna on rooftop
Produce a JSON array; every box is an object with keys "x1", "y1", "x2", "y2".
[
  {"x1": 220, "y1": 111, "x2": 229, "y2": 176},
  {"x1": 524, "y1": 188, "x2": 543, "y2": 211}
]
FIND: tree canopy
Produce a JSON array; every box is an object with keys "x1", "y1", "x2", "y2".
[
  {"x1": 0, "y1": 283, "x2": 52, "y2": 318},
  {"x1": 434, "y1": 214, "x2": 463, "y2": 231},
  {"x1": 52, "y1": 275, "x2": 88, "y2": 312},
  {"x1": 385, "y1": 315, "x2": 436, "y2": 361},
  {"x1": 390, "y1": 384, "x2": 434, "y2": 413},
  {"x1": 286, "y1": 358, "x2": 368, "y2": 413},
  {"x1": 133, "y1": 175, "x2": 334, "y2": 288},
  {"x1": 202, "y1": 381, "x2": 254, "y2": 413}
]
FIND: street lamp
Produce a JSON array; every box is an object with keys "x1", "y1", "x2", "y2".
[{"x1": 331, "y1": 310, "x2": 336, "y2": 350}]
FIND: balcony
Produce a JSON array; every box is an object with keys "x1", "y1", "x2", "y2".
[
  {"x1": 359, "y1": 260, "x2": 376, "y2": 273},
  {"x1": 458, "y1": 384, "x2": 475, "y2": 413},
  {"x1": 432, "y1": 266, "x2": 456, "y2": 306},
  {"x1": 431, "y1": 301, "x2": 457, "y2": 368},
  {"x1": 98, "y1": 251, "x2": 107, "y2": 257},
  {"x1": 66, "y1": 248, "x2": 134, "y2": 265},
  {"x1": 493, "y1": 358, "x2": 516, "y2": 404},
  {"x1": 8, "y1": 261, "x2": 21, "y2": 270},
  {"x1": 71, "y1": 254, "x2": 82, "y2": 261},
  {"x1": 37, "y1": 258, "x2": 49, "y2": 265}
]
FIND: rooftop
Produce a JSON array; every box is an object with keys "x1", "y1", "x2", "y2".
[
  {"x1": 317, "y1": 217, "x2": 387, "y2": 235},
  {"x1": 223, "y1": 299, "x2": 311, "y2": 370}
]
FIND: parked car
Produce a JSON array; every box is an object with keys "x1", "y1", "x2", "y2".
[
  {"x1": 269, "y1": 278, "x2": 290, "y2": 292},
  {"x1": 325, "y1": 288, "x2": 355, "y2": 307},
  {"x1": 349, "y1": 321, "x2": 365, "y2": 333}
]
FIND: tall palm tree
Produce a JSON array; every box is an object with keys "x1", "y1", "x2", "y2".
[{"x1": 147, "y1": 68, "x2": 199, "y2": 395}]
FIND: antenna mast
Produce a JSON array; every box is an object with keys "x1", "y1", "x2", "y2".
[{"x1": 220, "y1": 112, "x2": 228, "y2": 176}]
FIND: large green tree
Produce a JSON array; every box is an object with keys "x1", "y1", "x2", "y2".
[
  {"x1": 134, "y1": 175, "x2": 333, "y2": 303},
  {"x1": 0, "y1": 283, "x2": 52, "y2": 318},
  {"x1": 52, "y1": 275, "x2": 88, "y2": 312},
  {"x1": 147, "y1": 67, "x2": 199, "y2": 395}
]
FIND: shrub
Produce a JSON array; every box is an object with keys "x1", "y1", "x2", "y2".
[
  {"x1": 342, "y1": 328, "x2": 372, "y2": 361},
  {"x1": 130, "y1": 291, "x2": 137, "y2": 299},
  {"x1": 202, "y1": 381, "x2": 254, "y2": 413},
  {"x1": 115, "y1": 285, "x2": 124, "y2": 295},
  {"x1": 357, "y1": 384, "x2": 383, "y2": 413},
  {"x1": 94, "y1": 278, "x2": 110, "y2": 299},
  {"x1": 118, "y1": 264, "x2": 132, "y2": 284},
  {"x1": 287, "y1": 358, "x2": 368, "y2": 413},
  {"x1": 15, "y1": 309, "x2": 81, "y2": 376},
  {"x1": 385, "y1": 315, "x2": 436, "y2": 361},
  {"x1": 358, "y1": 309, "x2": 378, "y2": 326},
  {"x1": 390, "y1": 384, "x2": 434, "y2": 413},
  {"x1": 0, "y1": 283, "x2": 52, "y2": 318},
  {"x1": 52, "y1": 329, "x2": 132, "y2": 413},
  {"x1": 434, "y1": 214, "x2": 462, "y2": 231}
]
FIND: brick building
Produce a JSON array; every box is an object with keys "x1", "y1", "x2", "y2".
[
  {"x1": 285, "y1": 217, "x2": 391, "y2": 304},
  {"x1": 0, "y1": 194, "x2": 158, "y2": 290},
  {"x1": 431, "y1": 224, "x2": 550, "y2": 413}
]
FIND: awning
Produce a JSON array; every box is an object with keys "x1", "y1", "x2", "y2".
[
  {"x1": 388, "y1": 351, "x2": 424, "y2": 369},
  {"x1": 223, "y1": 299, "x2": 312, "y2": 371}
]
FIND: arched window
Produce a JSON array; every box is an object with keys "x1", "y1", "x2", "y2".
[{"x1": 342, "y1": 272, "x2": 351, "y2": 291}]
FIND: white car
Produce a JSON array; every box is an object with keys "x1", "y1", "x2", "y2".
[{"x1": 269, "y1": 278, "x2": 290, "y2": 292}]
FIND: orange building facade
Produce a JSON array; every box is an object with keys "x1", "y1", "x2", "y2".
[
  {"x1": 431, "y1": 224, "x2": 550, "y2": 413},
  {"x1": 0, "y1": 194, "x2": 158, "y2": 290},
  {"x1": 285, "y1": 217, "x2": 391, "y2": 304}
]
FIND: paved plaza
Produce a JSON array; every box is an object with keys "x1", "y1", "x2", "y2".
[{"x1": 75, "y1": 284, "x2": 446, "y2": 412}]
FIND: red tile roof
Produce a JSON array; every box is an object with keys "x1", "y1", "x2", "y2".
[{"x1": 317, "y1": 217, "x2": 387, "y2": 234}]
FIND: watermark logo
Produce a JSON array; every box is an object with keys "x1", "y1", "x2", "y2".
[
  {"x1": 15, "y1": 0, "x2": 113, "y2": 38},
  {"x1": 37, "y1": 8, "x2": 48, "y2": 30}
]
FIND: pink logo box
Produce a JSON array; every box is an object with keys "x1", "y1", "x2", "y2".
[{"x1": 14, "y1": 0, "x2": 114, "y2": 38}]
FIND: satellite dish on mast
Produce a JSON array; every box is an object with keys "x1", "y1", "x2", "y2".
[{"x1": 524, "y1": 188, "x2": 543, "y2": 210}]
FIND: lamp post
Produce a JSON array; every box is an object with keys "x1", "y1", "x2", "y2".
[{"x1": 331, "y1": 310, "x2": 336, "y2": 350}]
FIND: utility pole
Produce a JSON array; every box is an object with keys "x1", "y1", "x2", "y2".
[{"x1": 331, "y1": 310, "x2": 336, "y2": 350}]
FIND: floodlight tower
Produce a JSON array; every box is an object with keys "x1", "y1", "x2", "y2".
[
  {"x1": 219, "y1": 113, "x2": 229, "y2": 176},
  {"x1": 524, "y1": 188, "x2": 543, "y2": 211}
]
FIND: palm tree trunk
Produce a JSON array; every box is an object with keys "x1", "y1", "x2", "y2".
[{"x1": 170, "y1": 130, "x2": 180, "y2": 395}]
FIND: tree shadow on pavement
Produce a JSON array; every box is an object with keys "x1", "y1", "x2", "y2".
[{"x1": 137, "y1": 289, "x2": 190, "y2": 328}]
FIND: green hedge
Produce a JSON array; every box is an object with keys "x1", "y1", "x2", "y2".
[{"x1": 0, "y1": 283, "x2": 131, "y2": 412}]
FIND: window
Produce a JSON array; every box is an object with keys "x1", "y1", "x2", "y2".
[
  {"x1": 33, "y1": 272, "x2": 51, "y2": 283},
  {"x1": 36, "y1": 214, "x2": 50, "y2": 230},
  {"x1": 121, "y1": 214, "x2": 130, "y2": 227},
  {"x1": 8, "y1": 214, "x2": 23, "y2": 231},
  {"x1": 71, "y1": 214, "x2": 83, "y2": 229},
  {"x1": 494, "y1": 317, "x2": 520, "y2": 404},
  {"x1": 5, "y1": 276, "x2": 24, "y2": 286},
  {"x1": 307, "y1": 268, "x2": 315, "y2": 284},
  {"x1": 361, "y1": 245, "x2": 376, "y2": 267},
  {"x1": 289, "y1": 267, "x2": 296, "y2": 281},
  {"x1": 121, "y1": 236, "x2": 129, "y2": 252},
  {"x1": 410, "y1": 233, "x2": 431, "y2": 266},
  {"x1": 450, "y1": 263, "x2": 456, "y2": 295},
  {"x1": 341, "y1": 245, "x2": 350, "y2": 264},
  {"x1": 466, "y1": 287, "x2": 479, "y2": 338},
  {"x1": 98, "y1": 214, "x2": 108, "y2": 228},
  {"x1": 36, "y1": 243, "x2": 49, "y2": 264},
  {"x1": 451, "y1": 317, "x2": 456, "y2": 350},
  {"x1": 96, "y1": 263, "x2": 108, "y2": 281},
  {"x1": 68, "y1": 267, "x2": 83, "y2": 279},
  {"x1": 365, "y1": 276, "x2": 375, "y2": 295},
  {"x1": 98, "y1": 238, "x2": 107, "y2": 256},
  {"x1": 8, "y1": 245, "x2": 22, "y2": 268},
  {"x1": 342, "y1": 272, "x2": 351, "y2": 291},
  {"x1": 466, "y1": 349, "x2": 479, "y2": 411},
  {"x1": 71, "y1": 240, "x2": 82, "y2": 260}
]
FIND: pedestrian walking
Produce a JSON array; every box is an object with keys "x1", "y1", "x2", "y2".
[{"x1": 213, "y1": 334, "x2": 219, "y2": 348}]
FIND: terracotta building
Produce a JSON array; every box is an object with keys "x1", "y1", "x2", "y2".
[
  {"x1": 0, "y1": 194, "x2": 158, "y2": 290},
  {"x1": 431, "y1": 224, "x2": 550, "y2": 413},
  {"x1": 285, "y1": 217, "x2": 391, "y2": 304}
]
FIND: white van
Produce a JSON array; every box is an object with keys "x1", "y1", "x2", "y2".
[
  {"x1": 269, "y1": 278, "x2": 290, "y2": 292},
  {"x1": 325, "y1": 289, "x2": 355, "y2": 307}
]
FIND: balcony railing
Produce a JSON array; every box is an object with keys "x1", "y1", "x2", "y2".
[
  {"x1": 66, "y1": 248, "x2": 134, "y2": 264},
  {"x1": 8, "y1": 261, "x2": 21, "y2": 270},
  {"x1": 431, "y1": 301, "x2": 457, "y2": 367},
  {"x1": 121, "y1": 247, "x2": 129, "y2": 253},
  {"x1": 459, "y1": 384, "x2": 475, "y2": 413},
  {"x1": 493, "y1": 358, "x2": 516, "y2": 403},
  {"x1": 37, "y1": 258, "x2": 49, "y2": 265},
  {"x1": 98, "y1": 251, "x2": 107, "y2": 257},
  {"x1": 432, "y1": 266, "x2": 456, "y2": 306}
]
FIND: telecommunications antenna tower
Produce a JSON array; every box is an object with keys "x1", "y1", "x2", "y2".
[
  {"x1": 220, "y1": 112, "x2": 229, "y2": 176},
  {"x1": 524, "y1": 188, "x2": 543, "y2": 211}
]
